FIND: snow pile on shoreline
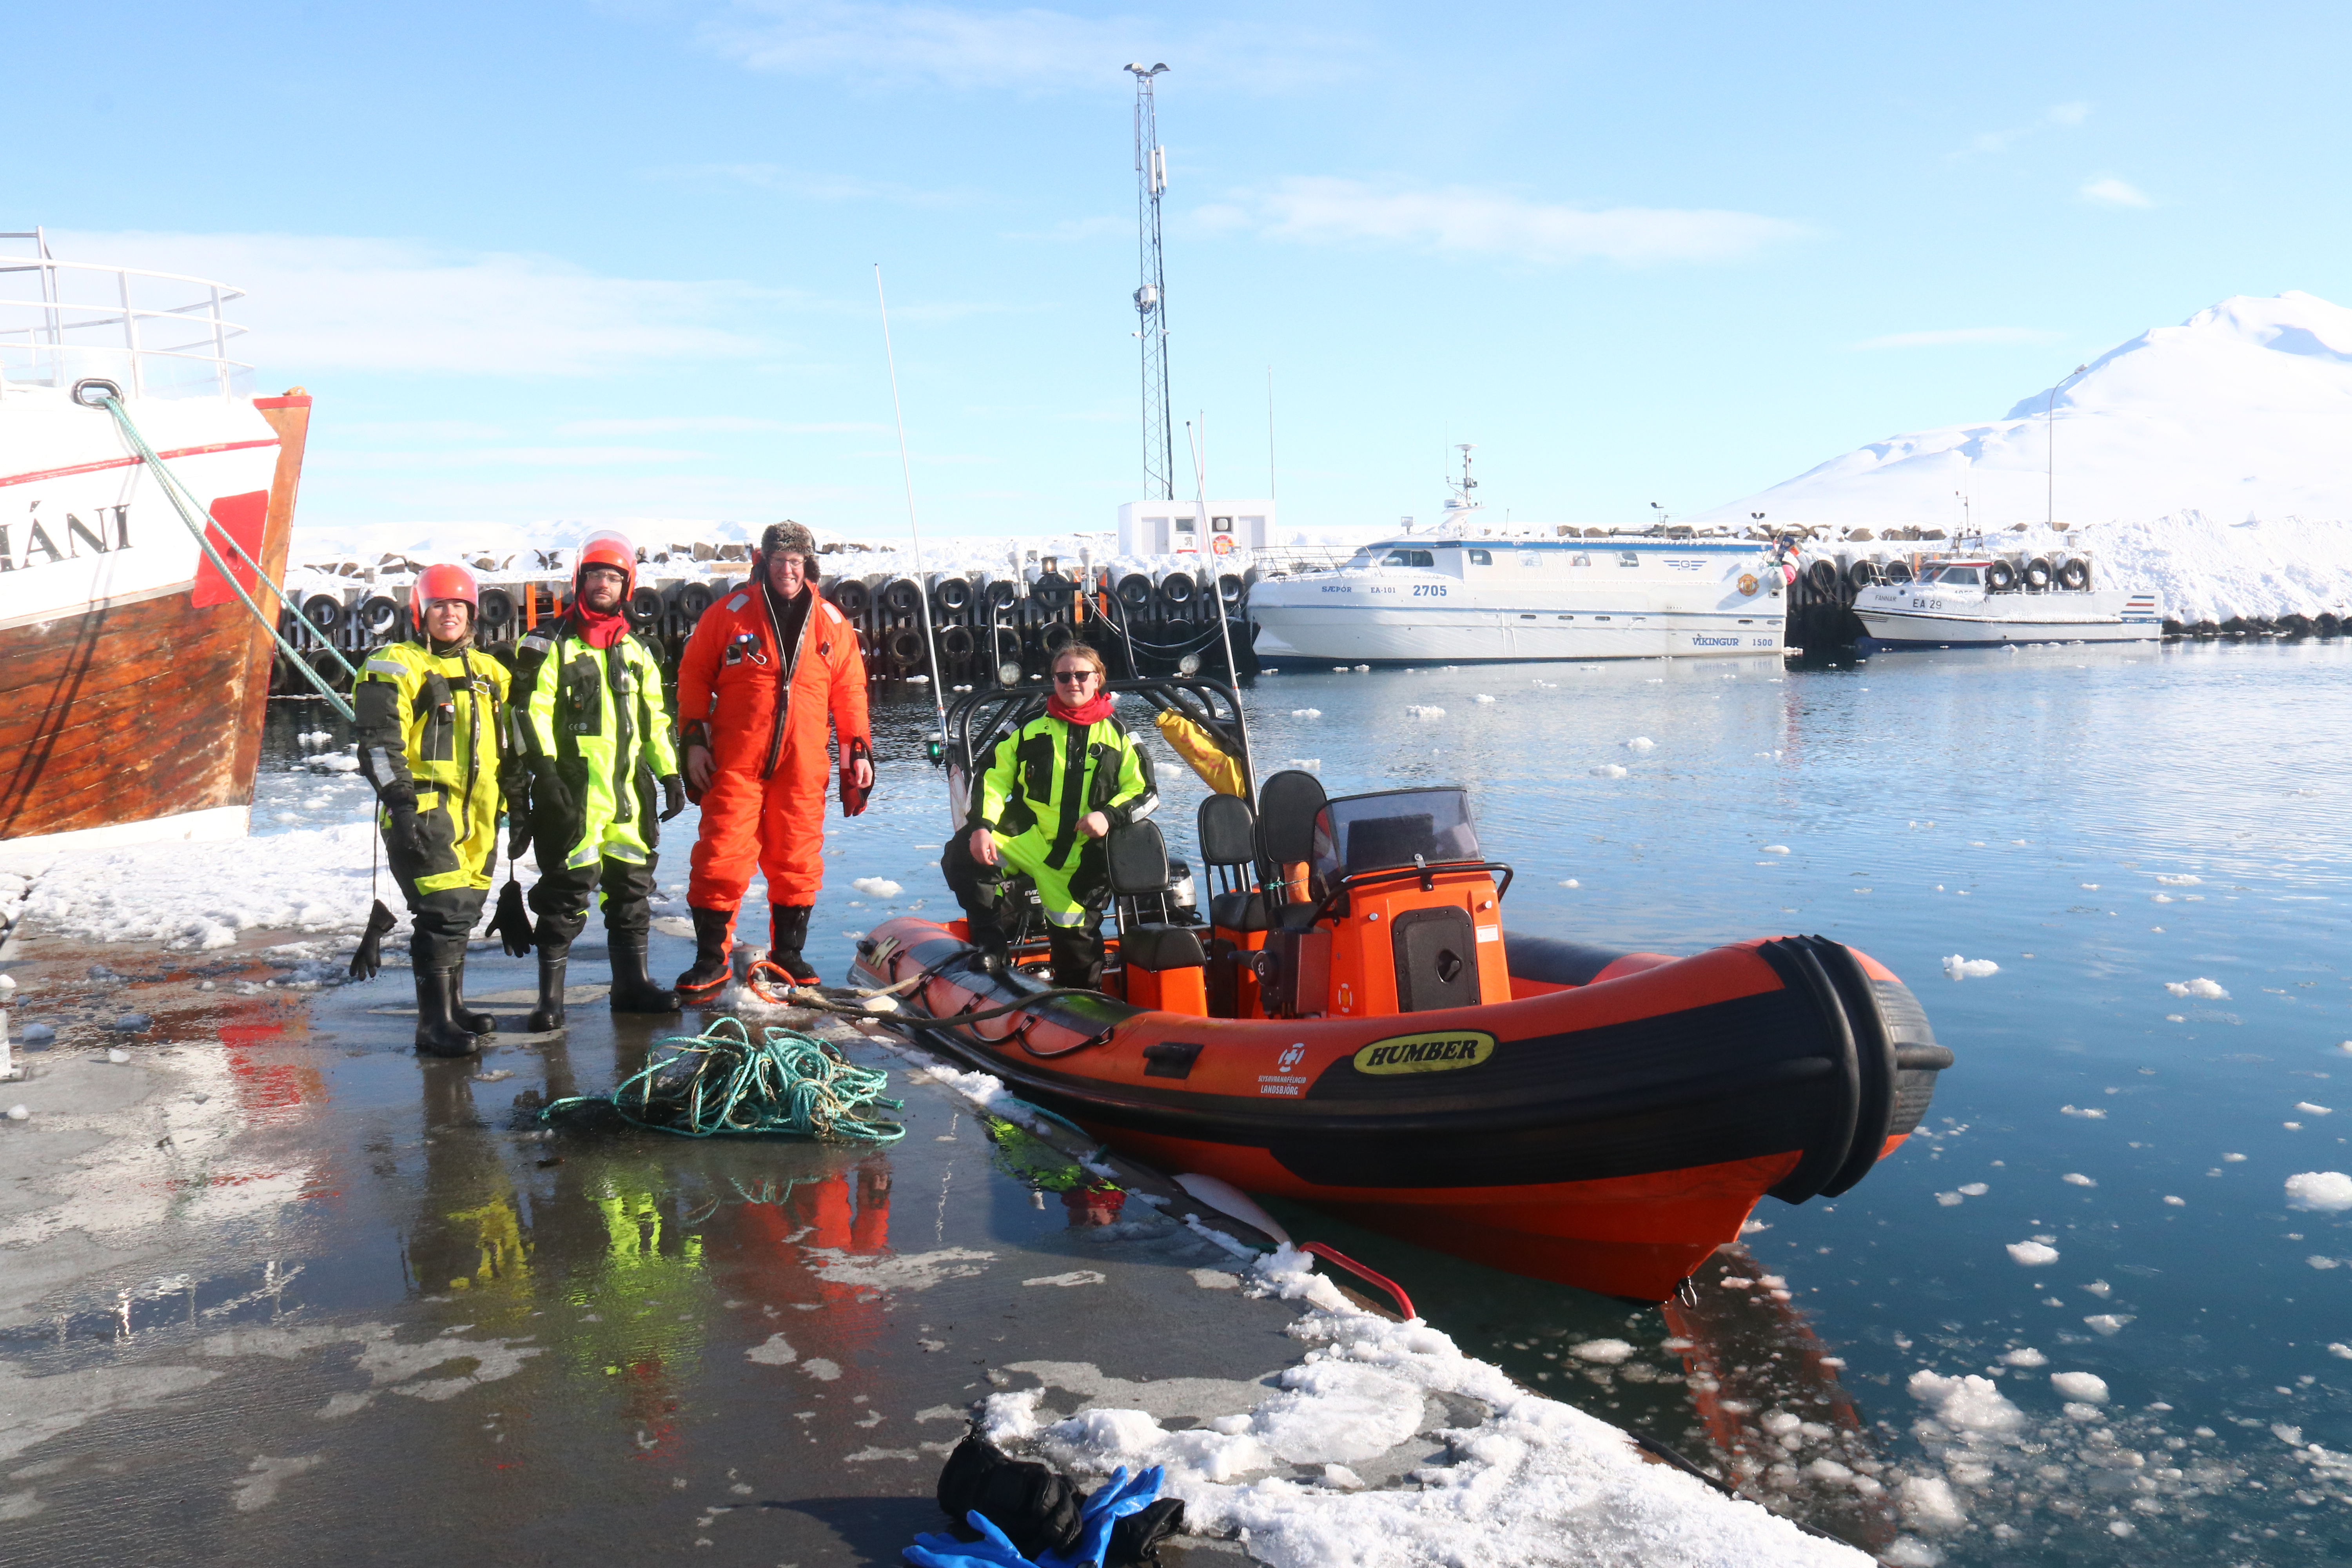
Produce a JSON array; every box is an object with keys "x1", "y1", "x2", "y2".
[
  {"x1": 1698, "y1": 291, "x2": 2352, "y2": 543},
  {"x1": 982, "y1": 1247, "x2": 1872, "y2": 1567},
  {"x1": 2, "y1": 821, "x2": 456, "y2": 951}
]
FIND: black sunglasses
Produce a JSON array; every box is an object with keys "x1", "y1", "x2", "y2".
[{"x1": 1052, "y1": 670, "x2": 1097, "y2": 684}]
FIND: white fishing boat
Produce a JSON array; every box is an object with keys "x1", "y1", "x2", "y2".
[
  {"x1": 1247, "y1": 452, "x2": 1786, "y2": 665},
  {"x1": 1, "y1": 229, "x2": 314, "y2": 855},
  {"x1": 1850, "y1": 553, "x2": 2161, "y2": 648}
]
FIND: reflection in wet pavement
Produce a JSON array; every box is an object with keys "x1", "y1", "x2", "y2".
[{"x1": 0, "y1": 936, "x2": 1306, "y2": 1565}]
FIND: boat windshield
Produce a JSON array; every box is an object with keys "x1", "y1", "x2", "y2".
[
  {"x1": 1380, "y1": 548, "x2": 1436, "y2": 568},
  {"x1": 1914, "y1": 564, "x2": 1944, "y2": 583},
  {"x1": 1308, "y1": 787, "x2": 1481, "y2": 884},
  {"x1": 1940, "y1": 565, "x2": 1981, "y2": 585}
]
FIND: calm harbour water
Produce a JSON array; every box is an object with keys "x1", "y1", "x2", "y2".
[{"x1": 260, "y1": 637, "x2": 2352, "y2": 1562}]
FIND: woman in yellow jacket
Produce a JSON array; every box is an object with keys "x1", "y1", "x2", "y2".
[{"x1": 355, "y1": 564, "x2": 511, "y2": 1056}]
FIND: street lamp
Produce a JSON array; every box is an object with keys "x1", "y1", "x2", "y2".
[{"x1": 2046, "y1": 363, "x2": 2088, "y2": 527}]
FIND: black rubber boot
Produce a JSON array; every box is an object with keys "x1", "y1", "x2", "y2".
[
  {"x1": 674, "y1": 907, "x2": 733, "y2": 1001},
  {"x1": 1045, "y1": 929, "x2": 1105, "y2": 993},
  {"x1": 413, "y1": 966, "x2": 482, "y2": 1056},
  {"x1": 527, "y1": 946, "x2": 568, "y2": 1033},
  {"x1": 450, "y1": 954, "x2": 495, "y2": 1035},
  {"x1": 767, "y1": 903, "x2": 820, "y2": 985},
  {"x1": 610, "y1": 930, "x2": 680, "y2": 1013}
]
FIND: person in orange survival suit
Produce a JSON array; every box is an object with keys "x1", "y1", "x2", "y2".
[{"x1": 673, "y1": 521, "x2": 873, "y2": 997}]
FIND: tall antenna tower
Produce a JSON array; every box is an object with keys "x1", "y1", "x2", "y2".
[{"x1": 1127, "y1": 62, "x2": 1173, "y2": 501}]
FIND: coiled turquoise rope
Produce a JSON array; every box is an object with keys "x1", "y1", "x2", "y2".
[{"x1": 541, "y1": 1016, "x2": 906, "y2": 1143}]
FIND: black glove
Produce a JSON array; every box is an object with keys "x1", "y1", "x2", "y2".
[
  {"x1": 532, "y1": 760, "x2": 579, "y2": 827},
  {"x1": 659, "y1": 774, "x2": 687, "y2": 821},
  {"x1": 507, "y1": 809, "x2": 533, "y2": 861},
  {"x1": 377, "y1": 780, "x2": 428, "y2": 864}
]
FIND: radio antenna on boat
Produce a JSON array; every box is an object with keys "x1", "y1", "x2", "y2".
[
  {"x1": 873, "y1": 264, "x2": 950, "y2": 754},
  {"x1": 1186, "y1": 416, "x2": 1255, "y2": 771}
]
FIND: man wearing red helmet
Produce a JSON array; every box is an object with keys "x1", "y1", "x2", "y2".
[
  {"x1": 355, "y1": 563, "x2": 512, "y2": 1055},
  {"x1": 672, "y1": 520, "x2": 872, "y2": 997},
  {"x1": 509, "y1": 531, "x2": 688, "y2": 1028}
]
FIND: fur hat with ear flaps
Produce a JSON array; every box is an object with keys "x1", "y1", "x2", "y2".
[{"x1": 757, "y1": 520, "x2": 819, "y2": 579}]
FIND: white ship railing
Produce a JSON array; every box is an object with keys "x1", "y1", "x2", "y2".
[{"x1": 0, "y1": 229, "x2": 253, "y2": 402}]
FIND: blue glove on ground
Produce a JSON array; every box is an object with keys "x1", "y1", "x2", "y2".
[{"x1": 902, "y1": 1466, "x2": 1165, "y2": 1568}]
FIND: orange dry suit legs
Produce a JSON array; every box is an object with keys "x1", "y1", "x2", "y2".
[{"x1": 676, "y1": 579, "x2": 870, "y2": 942}]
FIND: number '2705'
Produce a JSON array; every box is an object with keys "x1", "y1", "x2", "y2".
[{"x1": 1412, "y1": 583, "x2": 1448, "y2": 597}]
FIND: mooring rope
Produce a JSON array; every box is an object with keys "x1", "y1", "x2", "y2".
[
  {"x1": 539, "y1": 1016, "x2": 906, "y2": 1143},
  {"x1": 96, "y1": 393, "x2": 359, "y2": 719}
]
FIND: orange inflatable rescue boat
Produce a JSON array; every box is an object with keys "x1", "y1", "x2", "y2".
[{"x1": 851, "y1": 678, "x2": 1951, "y2": 1302}]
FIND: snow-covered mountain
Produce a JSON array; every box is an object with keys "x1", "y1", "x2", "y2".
[{"x1": 1696, "y1": 291, "x2": 2352, "y2": 530}]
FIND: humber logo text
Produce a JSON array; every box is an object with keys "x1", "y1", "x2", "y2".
[{"x1": 1351, "y1": 1030, "x2": 1498, "y2": 1076}]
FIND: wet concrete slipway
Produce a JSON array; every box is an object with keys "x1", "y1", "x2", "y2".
[{"x1": 2, "y1": 924, "x2": 1858, "y2": 1568}]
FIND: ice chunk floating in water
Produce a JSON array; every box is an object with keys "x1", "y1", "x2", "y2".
[
  {"x1": 2049, "y1": 1371, "x2": 2109, "y2": 1403},
  {"x1": 851, "y1": 877, "x2": 902, "y2": 898},
  {"x1": 1943, "y1": 955, "x2": 1999, "y2": 979},
  {"x1": 2007, "y1": 1241, "x2": 2061, "y2": 1266},
  {"x1": 2164, "y1": 977, "x2": 2229, "y2": 999},
  {"x1": 2284, "y1": 1171, "x2": 2352, "y2": 1211},
  {"x1": 1591, "y1": 764, "x2": 1628, "y2": 779},
  {"x1": 1623, "y1": 736, "x2": 1656, "y2": 751}
]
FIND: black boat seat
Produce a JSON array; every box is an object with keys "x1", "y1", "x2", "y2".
[
  {"x1": 1122, "y1": 924, "x2": 1206, "y2": 971},
  {"x1": 1209, "y1": 889, "x2": 1267, "y2": 932}
]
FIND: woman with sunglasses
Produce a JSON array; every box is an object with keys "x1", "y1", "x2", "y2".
[{"x1": 940, "y1": 642, "x2": 1158, "y2": 986}]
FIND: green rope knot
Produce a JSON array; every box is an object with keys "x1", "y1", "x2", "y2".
[{"x1": 540, "y1": 1016, "x2": 906, "y2": 1142}]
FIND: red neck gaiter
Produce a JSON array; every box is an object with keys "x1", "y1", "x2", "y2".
[
  {"x1": 570, "y1": 601, "x2": 630, "y2": 648},
  {"x1": 1048, "y1": 691, "x2": 1114, "y2": 726}
]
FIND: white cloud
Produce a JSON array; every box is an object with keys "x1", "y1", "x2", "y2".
[
  {"x1": 696, "y1": 1, "x2": 1363, "y2": 93},
  {"x1": 1963, "y1": 100, "x2": 2091, "y2": 155},
  {"x1": 1196, "y1": 178, "x2": 1810, "y2": 267},
  {"x1": 1852, "y1": 327, "x2": 2065, "y2": 350},
  {"x1": 54, "y1": 230, "x2": 795, "y2": 377},
  {"x1": 554, "y1": 416, "x2": 887, "y2": 436},
  {"x1": 2080, "y1": 176, "x2": 2156, "y2": 209}
]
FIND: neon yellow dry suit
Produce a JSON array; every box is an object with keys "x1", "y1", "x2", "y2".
[
  {"x1": 515, "y1": 626, "x2": 680, "y2": 872},
  {"x1": 356, "y1": 640, "x2": 511, "y2": 906},
  {"x1": 971, "y1": 710, "x2": 1159, "y2": 929}
]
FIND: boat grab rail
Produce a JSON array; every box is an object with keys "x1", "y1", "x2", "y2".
[
  {"x1": 1299, "y1": 858, "x2": 1514, "y2": 927},
  {"x1": 2, "y1": 251, "x2": 252, "y2": 400}
]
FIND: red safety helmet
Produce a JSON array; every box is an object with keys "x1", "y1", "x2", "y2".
[
  {"x1": 573, "y1": 530, "x2": 639, "y2": 602},
  {"x1": 412, "y1": 562, "x2": 480, "y2": 637}
]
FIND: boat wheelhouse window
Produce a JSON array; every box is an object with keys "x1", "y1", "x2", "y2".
[
  {"x1": 1381, "y1": 549, "x2": 1436, "y2": 568},
  {"x1": 1940, "y1": 566, "x2": 1981, "y2": 585},
  {"x1": 1308, "y1": 787, "x2": 1482, "y2": 887},
  {"x1": 1913, "y1": 564, "x2": 1944, "y2": 583},
  {"x1": 1618, "y1": 552, "x2": 1640, "y2": 567},
  {"x1": 1466, "y1": 549, "x2": 1493, "y2": 565}
]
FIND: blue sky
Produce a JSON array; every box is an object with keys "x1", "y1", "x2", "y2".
[{"x1": 15, "y1": 1, "x2": 2351, "y2": 537}]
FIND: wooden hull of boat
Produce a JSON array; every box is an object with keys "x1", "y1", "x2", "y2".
[
  {"x1": 0, "y1": 395, "x2": 311, "y2": 846},
  {"x1": 851, "y1": 919, "x2": 1949, "y2": 1301}
]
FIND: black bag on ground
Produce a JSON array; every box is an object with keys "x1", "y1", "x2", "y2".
[{"x1": 935, "y1": 1434, "x2": 1082, "y2": 1559}]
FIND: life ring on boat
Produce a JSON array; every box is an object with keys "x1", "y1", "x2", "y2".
[
  {"x1": 2057, "y1": 558, "x2": 2091, "y2": 590},
  {"x1": 2023, "y1": 557, "x2": 2054, "y2": 591},
  {"x1": 1983, "y1": 560, "x2": 2018, "y2": 593},
  {"x1": 1806, "y1": 559, "x2": 1839, "y2": 594},
  {"x1": 1846, "y1": 558, "x2": 1880, "y2": 589}
]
